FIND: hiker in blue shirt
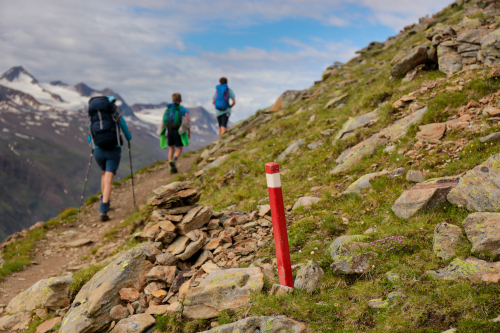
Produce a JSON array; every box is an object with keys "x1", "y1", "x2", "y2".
[
  {"x1": 158, "y1": 93, "x2": 190, "y2": 174},
  {"x1": 88, "y1": 96, "x2": 132, "y2": 221},
  {"x1": 212, "y1": 77, "x2": 235, "y2": 138}
]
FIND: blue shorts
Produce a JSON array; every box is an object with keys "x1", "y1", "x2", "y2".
[{"x1": 94, "y1": 147, "x2": 121, "y2": 174}]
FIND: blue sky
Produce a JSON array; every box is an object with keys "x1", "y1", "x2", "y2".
[{"x1": 0, "y1": 0, "x2": 453, "y2": 120}]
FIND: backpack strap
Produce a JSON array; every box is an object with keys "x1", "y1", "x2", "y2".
[{"x1": 112, "y1": 112, "x2": 123, "y2": 146}]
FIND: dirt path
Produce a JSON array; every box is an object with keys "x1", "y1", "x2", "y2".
[{"x1": 0, "y1": 156, "x2": 195, "y2": 306}]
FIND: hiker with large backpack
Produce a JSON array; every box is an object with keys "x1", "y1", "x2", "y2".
[
  {"x1": 158, "y1": 93, "x2": 190, "y2": 174},
  {"x1": 88, "y1": 96, "x2": 132, "y2": 221},
  {"x1": 212, "y1": 77, "x2": 235, "y2": 138}
]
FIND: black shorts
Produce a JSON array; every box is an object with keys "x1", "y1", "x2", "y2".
[
  {"x1": 217, "y1": 113, "x2": 230, "y2": 128},
  {"x1": 167, "y1": 129, "x2": 183, "y2": 148}
]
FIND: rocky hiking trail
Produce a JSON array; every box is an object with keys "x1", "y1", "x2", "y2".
[{"x1": 0, "y1": 156, "x2": 195, "y2": 308}]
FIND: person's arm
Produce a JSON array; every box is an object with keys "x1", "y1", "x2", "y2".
[
  {"x1": 119, "y1": 116, "x2": 132, "y2": 141},
  {"x1": 229, "y1": 89, "x2": 235, "y2": 108},
  {"x1": 212, "y1": 91, "x2": 216, "y2": 105},
  {"x1": 185, "y1": 113, "x2": 191, "y2": 139},
  {"x1": 230, "y1": 98, "x2": 236, "y2": 108}
]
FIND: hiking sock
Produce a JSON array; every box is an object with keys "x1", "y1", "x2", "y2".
[{"x1": 173, "y1": 156, "x2": 178, "y2": 163}]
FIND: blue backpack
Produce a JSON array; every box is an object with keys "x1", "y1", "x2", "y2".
[
  {"x1": 214, "y1": 84, "x2": 230, "y2": 111},
  {"x1": 88, "y1": 96, "x2": 122, "y2": 149}
]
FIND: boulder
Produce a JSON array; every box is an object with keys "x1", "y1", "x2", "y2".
[
  {"x1": 199, "y1": 316, "x2": 307, "y2": 333},
  {"x1": 59, "y1": 247, "x2": 154, "y2": 333},
  {"x1": 109, "y1": 314, "x2": 156, "y2": 333},
  {"x1": 119, "y1": 288, "x2": 140, "y2": 302},
  {"x1": 433, "y1": 222, "x2": 467, "y2": 260},
  {"x1": 448, "y1": 154, "x2": 500, "y2": 211},
  {"x1": 342, "y1": 170, "x2": 388, "y2": 196},
  {"x1": 392, "y1": 176, "x2": 460, "y2": 220},
  {"x1": 324, "y1": 94, "x2": 348, "y2": 109},
  {"x1": 277, "y1": 139, "x2": 305, "y2": 163},
  {"x1": 438, "y1": 41, "x2": 463, "y2": 75},
  {"x1": 7, "y1": 276, "x2": 73, "y2": 313},
  {"x1": 110, "y1": 305, "x2": 130, "y2": 321},
  {"x1": 463, "y1": 213, "x2": 500, "y2": 257},
  {"x1": 406, "y1": 170, "x2": 428, "y2": 183},
  {"x1": 329, "y1": 235, "x2": 373, "y2": 275},
  {"x1": 177, "y1": 206, "x2": 212, "y2": 235},
  {"x1": 294, "y1": 260, "x2": 324, "y2": 292},
  {"x1": 483, "y1": 106, "x2": 500, "y2": 116},
  {"x1": 269, "y1": 90, "x2": 302, "y2": 111},
  {"x1": 183, "y1": 267, "x2": 264, "y2": 319},
  {"x1": 332, "y1": 107, "x2": 426, "y2": 175},
  {"x1": 36, "y1": 317, "x2": 61, "y2": 333},
  {"x1": 481, "y1": 28, "x2": 500, "y2": 59},
  {"x1": 334, "y1": 109, "x2": 379, "y2": 141},
  {"x1": 391, "y1": 43, "x2": 428, "y2": 77},
  {"x1": 415, "y1": 123, "x2": 446, "y2": 141},
  {"x1": 155, "y1": 252, "x2": 178, "y2": 266},
  {"x1": 427, "y1": 257, "x2": 500, "y2": 283},
  {"x1": 292, "y1": 197, "x2": 321, "y2": 210},
  {"x1": 457, "y1": 29, "x2": 489, "y2": 44}
]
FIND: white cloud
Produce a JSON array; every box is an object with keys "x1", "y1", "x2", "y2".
[{"x1": 0, "y1": 0, "x2": 454, "y2": 120}]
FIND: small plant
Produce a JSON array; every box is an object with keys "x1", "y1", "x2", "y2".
[{"x1": 85, "y1": 194, "x2": 99, "y2": 206}]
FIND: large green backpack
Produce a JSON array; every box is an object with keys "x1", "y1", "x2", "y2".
[{"x1": 164, "y1": 105, "x2": 182, "y2": 129}]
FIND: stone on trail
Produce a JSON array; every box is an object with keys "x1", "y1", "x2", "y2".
[
  {"x1": 292, "y1": 196, "x2": 321, "y2": 210},
  {"x1": 153, "y1": 181, "x2": 194, "y2": 199},
  {"x1": 65, "y1": 238, "x2": 93, "y2": 248},
  {"x1": 342, "y1": 170, "x2": 388, "y2": 196},
  {"x1": 59, "y1": 247, "x2": 154, "y2": 333},
  {"x1": 463, "y1": 213, "x2": 500, "y2": 257},
  {"x1": 268, "y1": 284, "x2": 294, "y2": 296},
  {"x1": 119, "y1": 288, "x2": 140, "y2": 302},
  {"x1": 482, "y1": 106, "x2": 500, "y2": 117},
  {"x1": 177, "y1": 206, "x2": 212, "y2": 235},
  {"x1": 110, "y1": 305, "x2": 130, "y2": 321},
  {"x1": 334, "y1": 109, "x2": 379, "y2": 141},
  {"x1": 7, "y1": 276, "x2": 73, "y2": 314},
  {"x1": 183, "y1": 267, "x2": 264, "y2": 319},
  {"x1": 433, "y1": 222, "x2": 467, "y2": 260},
  {"x1": 146, "y1": 266, "x2": 177, "y2": 284},
  {"x1": 415, "y1": 123, "x2": 446, "y2": 141},
  {"x1": 447, "y1": 154, "x2": 500, "y2": 212},
  {"x1": 277, "y1": 139, "x2": 305, "y2": 163},
  {"x1": 427, "y1": 257, "x2": 500, "y2": 283},
  {"x1": 155, "y1": 252, "x2": 178, "y2": 266},
  {"x1": 392, "y1": 176, "x2": 460, "y2": 220},
  {"x1": 201, "y1": 262, "x2": 221, "y2": 274},
  {"x1": 109, "y1": 313, "x2": 156, "y2": 333},
  {"x1": 258, "y1": 204, "x2": 271, "y2": 217},
  {"x1": 406, "y1": 170, "x2": 428, "y2": 183},
  {"x1": 390, "y1": 43, "x2": 428, "y2": 77},
  {"x1": 294, "y1": 260, "x2": 324, "y2": 293},
  {"x1": 0, "y1": 312, "x2": 32, "y2": 331},
  {"x1": 166, "y1": 236, "x2": 191, "y2": 254},
  {"x1": 36, "y1": 317, "x2": 61, "y2": 333},
  {"x1": 480, "y1": 132, "x2": 500, "y2": 142},
  {"x1": 204, "y1": 155, "x2": 229, "y2": 171},
  {"x1": 199, "y1": 316, "x2": 307, "y2": 333}
]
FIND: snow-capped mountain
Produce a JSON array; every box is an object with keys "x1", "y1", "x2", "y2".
[{"x1": 0, "y1": 66, "x2": 218, "y2": 240}]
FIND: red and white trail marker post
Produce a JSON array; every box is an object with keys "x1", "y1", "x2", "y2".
[{"x1": 265, "y1": 162, "x2": 293, "y2": 288}]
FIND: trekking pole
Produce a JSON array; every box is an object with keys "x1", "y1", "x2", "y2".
[
  {"x1": 127, "y1": 141, "x2": 136, "y2": 207},
  {"x1": 78, "y1": 148, "x2": 94, "y2": 216}
]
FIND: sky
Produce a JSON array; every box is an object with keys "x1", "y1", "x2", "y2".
[{"x1": 0, "y1": 0, "x2": 453, "y2": 120}]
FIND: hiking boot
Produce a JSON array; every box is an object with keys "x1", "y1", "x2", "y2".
[
  {"x1": 100, "y1": 196, "x2": 110, "y2": 208},
  {"x1": 100, "y1": 212, "x2": 110, "y2": 222},
  {"x1": 169, "y1": 161, "x2": 178, "y2": 174}
]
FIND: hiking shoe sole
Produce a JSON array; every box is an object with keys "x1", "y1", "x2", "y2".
[{"x1": 100, "y1": 213, "x2": 110, "y2": 222}]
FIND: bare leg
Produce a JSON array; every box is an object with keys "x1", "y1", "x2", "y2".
[
  {"x1": 174, "y1": 147, "x2": 183, "y2": 159},
  {"x1": 220, "y1": 126, "x2": 227, "y2": 137},
  {"x1": 168, "y1": 146, "x2": 175, "y2": 162},
  {"x1": 102, "y1": 171, "x2": 114, "y2": 204},
  {"x1": 101, "y1": 171, "x2": 105, "y2": 194}
]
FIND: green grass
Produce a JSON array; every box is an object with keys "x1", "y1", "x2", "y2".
[
  {"x1": 155, "y1": 314, "x2": 209, "y2": 332},
  {"x1": 69, "y1": 264, "x2": 105, "y2": 298},
  {"x1": 85, "y1": 194, "x2": 100, "y2": 206}
]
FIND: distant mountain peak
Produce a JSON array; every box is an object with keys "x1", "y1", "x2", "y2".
[
  {"x1": 50, "y1": 80, "x2": 68, "y2": 86},
  {"x1": 0, "y1": 66, "x2": 38, "y2": 84},
  {"x1": 74, "y1": 82, "x2": 96, "y2": 97}
]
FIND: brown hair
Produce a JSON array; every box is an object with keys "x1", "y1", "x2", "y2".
[
  {"x1": 219, "y1": 77, "x2": 227, "y2": 84},
  {"x1": 172, "y1": 93, "x2": 182, "y2": 103}
]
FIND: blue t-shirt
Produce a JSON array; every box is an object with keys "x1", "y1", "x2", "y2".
[{"x1": 213, "y1": 88, "x2": 235, "y2": 117}]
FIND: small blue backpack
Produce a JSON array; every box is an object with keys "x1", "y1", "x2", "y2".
[{"x1": 214, "y1": 84, "x2": 230, "y2": 111}]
